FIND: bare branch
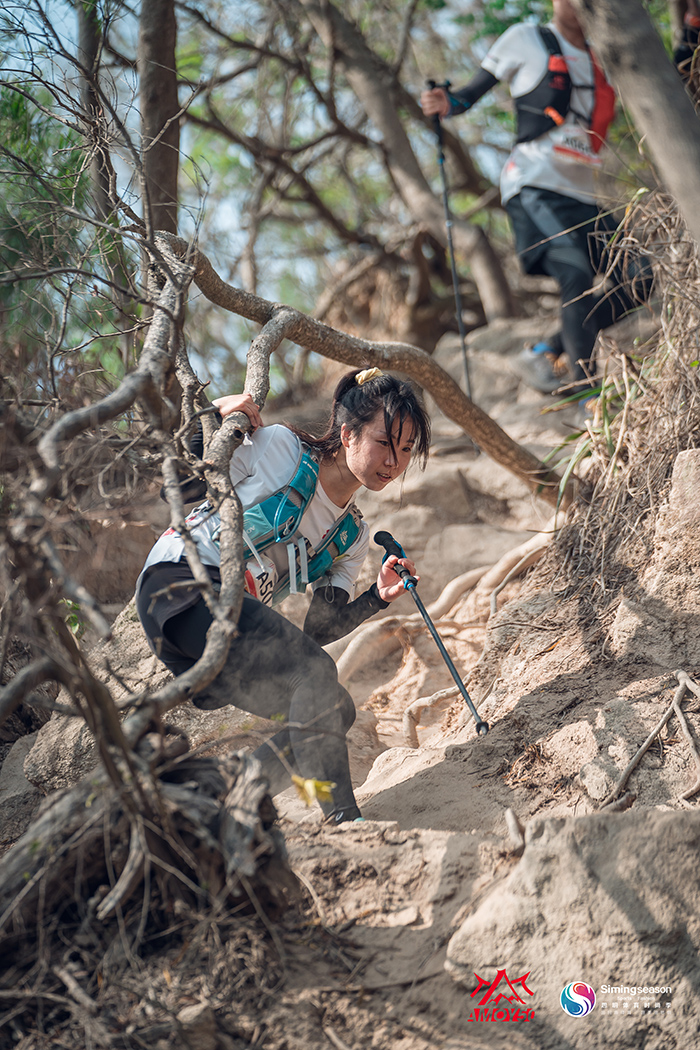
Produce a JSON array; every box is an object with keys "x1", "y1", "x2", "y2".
[{"x1": 160, "y1": 232, "x2": 573, "y2": 508}]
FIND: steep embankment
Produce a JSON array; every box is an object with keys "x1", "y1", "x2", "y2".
[
  {"x1": 9, "y1": 307, "x2": 700, "y2": 1049},
  {"x1": 279, "y1": 312, "x2": 700, "y2": 1049}
]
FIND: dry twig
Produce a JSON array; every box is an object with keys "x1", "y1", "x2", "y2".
[{"x1": 672, "y1": 671, "x2": 700, "y2": 799}]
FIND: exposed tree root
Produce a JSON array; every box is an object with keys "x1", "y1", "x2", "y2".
[
  {"x1": 334, "y1": 534, "x2": 555, "y2": 689},
  {"x1": 403, "y1": 686, "x2": 461, "y2": 747},
  {"x1": 0, "y1": 741, "x2": 296, "y2": 981},
  {"x1": 486, "y1": 539, "x2": 551, "y2": 617},
  {"x1": 599, "y1": 669, "x2": 700, "y2": 808}
]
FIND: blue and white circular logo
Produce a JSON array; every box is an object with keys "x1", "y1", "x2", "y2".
[{"x1": 560, "y1": 982, "x2": 596, "y2": 1016}]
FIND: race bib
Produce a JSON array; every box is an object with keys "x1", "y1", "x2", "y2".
[
  {"x1": 551, "y1": 125, "x2": 602, "y2": 167},
  {"x1": 244, "y1": 556, "x2": 277, "y2": 606}
]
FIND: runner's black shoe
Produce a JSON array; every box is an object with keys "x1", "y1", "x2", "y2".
[
  {"x1": 512, "y1": 343, "x2": 568, "y2": 394},
  {"x1": 324, "y1": 805, "x2": 364, "y2": 825}
]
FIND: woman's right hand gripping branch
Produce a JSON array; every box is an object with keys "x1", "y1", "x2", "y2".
[{"x1": 212, "y1": 392, "x2": 264, "y2": 432}]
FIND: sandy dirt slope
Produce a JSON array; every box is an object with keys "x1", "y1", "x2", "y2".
[
  {"x1": 12, "y1": 314, "x2": 700, "y2": 1049},
  {"x1": 268, "y1": 318, "x2": 700, "y2": 1049}
]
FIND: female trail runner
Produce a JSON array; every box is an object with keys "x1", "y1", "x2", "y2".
[{"x1": 136, "y1": 368, "x2": 431, "y2": 824}]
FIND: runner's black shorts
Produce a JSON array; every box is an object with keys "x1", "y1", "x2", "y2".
[{"x1": 505, "y1": 186, "x2": 606, "y2": 276}]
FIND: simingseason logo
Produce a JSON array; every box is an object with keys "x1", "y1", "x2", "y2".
[
  {"x1": 560, "y1": 982, "x2": 596, "y2": 1017},
  {"x1": 597, "y1": 983, "x2": 673, "y2": 1013}
]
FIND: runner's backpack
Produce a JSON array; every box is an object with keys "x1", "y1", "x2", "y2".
[
  {"x1": 515, "y1": 26, "x2": 615, "y2": 151},
  {"x1": 180, "y1": 444, "x2": 362, "y2": 606}
]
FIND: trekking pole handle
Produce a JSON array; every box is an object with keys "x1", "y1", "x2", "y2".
[
  {"x1": 427, "y1": 78, "x2": 451, "y2": 92},
  {"x1": 426, "y1": 79, "x2": 450, "y2": 140},
  {"x1": 373, "y1": 531, "x2": 417, "y2": 588}
]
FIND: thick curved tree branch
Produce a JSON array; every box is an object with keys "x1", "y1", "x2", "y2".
[{"x1": 160, "y1": 232, "x2": 574, "y2": 509}]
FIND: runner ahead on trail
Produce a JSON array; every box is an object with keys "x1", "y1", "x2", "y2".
[
  {"x1": 421, "y1": 0, "x2": 653, "y2": 402},
  {"x1": 136, "y1": 368, "x2": 431, "y2": 825}
]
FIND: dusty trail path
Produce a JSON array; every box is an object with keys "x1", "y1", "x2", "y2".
[{"x1": 9, "y1": 312, "x2": 700, "y2": 1050}]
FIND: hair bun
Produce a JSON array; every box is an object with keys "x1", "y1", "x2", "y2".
[{"x1": 355, "y1": 367, "x2": 383, "y2": 386}]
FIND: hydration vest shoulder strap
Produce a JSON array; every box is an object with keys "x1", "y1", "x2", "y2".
[
  {"x1": 273, "y1": 503, "x2": 364, "y2": 603},
  {"x1": 538, "y1": 26, "x2": 615, "y2": 151},
  {"x1": 514, "y1": 27, "x2": 572, "y2": 143},
  {"x1": 242, "y1": 445, "x2": 320, "y2": 553}
]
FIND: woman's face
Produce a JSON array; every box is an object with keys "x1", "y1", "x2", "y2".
[{"x1": 341, "y1": 409, "x2": 416, "y2": 491}]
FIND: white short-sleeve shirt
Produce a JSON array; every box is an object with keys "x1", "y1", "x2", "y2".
[
  {"x1": 482, "y1": 22, "x2": 603, "y2": 204},
  {"x1": 140, "y1": 425, "x2": 370, "y2": 598}
]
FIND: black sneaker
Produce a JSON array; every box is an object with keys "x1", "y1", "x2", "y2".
[
  {"x1": 512, "y1": 344, "x2": 567, "y2": 394},
  {"x1": 324, "y1": 805, "x2": 364, "y2": 825}
]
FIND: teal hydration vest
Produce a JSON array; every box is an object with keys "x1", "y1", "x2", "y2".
[{"x1": 218, "y1": 445, "x2": 362, "y2": 606}]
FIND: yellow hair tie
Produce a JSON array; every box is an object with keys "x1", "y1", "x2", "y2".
[{"x1": 356, "y1": 367, "x2": 383, "y2": 386}]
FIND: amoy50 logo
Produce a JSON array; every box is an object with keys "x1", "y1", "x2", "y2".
[{"x1": 466, "y1": 969, "x2": 535, "y2": 1022}]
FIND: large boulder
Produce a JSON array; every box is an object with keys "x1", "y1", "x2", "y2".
[{"x1": 446, "y1": 809, "x2": 700, "y2": 1048}]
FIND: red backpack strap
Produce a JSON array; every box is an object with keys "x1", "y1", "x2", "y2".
[{"x1": 588, "y1": 51, "x2": 616, "y2": 153}]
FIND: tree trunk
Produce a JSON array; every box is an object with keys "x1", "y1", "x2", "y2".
[
  {"x1": 297, "y1": 0, "x2": 516, "y2": 322},
  {"x1": 138, "y1": 0, "x2": 179, "y2": 235},
  {"x1": 77, "y1": 0, "x2": 110, "y2": 223},
  {"x1": 573, "y1": 0, "x2": 700, "y2": 248},
  {"x1": 669, "y1": 0, "x2": 688, "y2": 49}
]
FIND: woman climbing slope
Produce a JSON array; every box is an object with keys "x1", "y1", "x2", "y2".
[{"x1": 136, "y1": 368, "x2": 431, "y2": 824}]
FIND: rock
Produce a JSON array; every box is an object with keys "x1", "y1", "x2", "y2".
[
  {"x1": 176, "y1": 1003, "x2": 218, "y2": 1050},
  {"x1": 607, "y1": 449, "x2": 700, "y2": 667},
  {"x1": 0, "y1": 639, "x2": 55, "y2": 745},
  {"x1": 346, "y1": 708, "x2": 385, "y2": 784},
  {"x1": 420, "y1": 523, "x2": 533, "y2": 587},
  {"x1": 668, "y1": 449, "x2": 700, "y2": 523},
  {"x1": 24, "y1": 716, "x2": 100, "y2": 794},
  {"x1": 454, "y1": 318, "x2": 558, "y2": 357},
  {"x1": 579, "y1": 757, "x2": 617, "y2": 801},
  {"x1": 446, "y1": 810, "x2": 700, "y2": 1047},
  {"x1": 0, "y1": 734, "x2": 42, "y2": 842},
  {"x1": 607, "y1": 596, "x2": 674, "y2": 666},
  {"x1": 63, "y1": 516, "x2": 165, "y2": 604}
]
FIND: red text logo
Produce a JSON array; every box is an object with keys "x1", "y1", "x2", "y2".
[{"x1": 467, "y1": 969, "x2": 535, "y2": 1022}]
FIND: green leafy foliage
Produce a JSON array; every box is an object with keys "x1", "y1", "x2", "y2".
[
  {"x1": 61, "y1": 598, "x2": 86, "y2": 639},
  {"x1": 455, "y1": 0, "x2": 551, "y2": 40},
  {"x1": 0, "y1": 67, "x2": 139, "y2": 401}
]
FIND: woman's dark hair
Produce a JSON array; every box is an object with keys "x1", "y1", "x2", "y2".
[{"x1": 291, "y1": 368, "x2": 431, "y2": 467}]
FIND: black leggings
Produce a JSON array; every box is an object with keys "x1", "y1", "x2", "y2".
[
  {"x1": 145, "y1": 585, "x2": 358, "y2": 816},
  {"x1": 541, "y1": 245, "x2": 652, "y2": 385},
  {"x1": 508, "y1": 187, "x2": 654, "y2": 385}
]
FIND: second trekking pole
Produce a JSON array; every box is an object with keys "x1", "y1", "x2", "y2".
[
  {"x1": 375, "y1": 530, "x2": 488, "y2": 736},
  {"x1": 427, "y1": 78, "x2": 472, "y2": 402}
]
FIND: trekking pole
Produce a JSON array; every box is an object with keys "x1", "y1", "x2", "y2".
[
  {"x1": 427, "y1": 78, "x2": 472, "y2": 401},
  {"x1": 375, "y1": 530, "x2": 488, "y2": 735}
]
